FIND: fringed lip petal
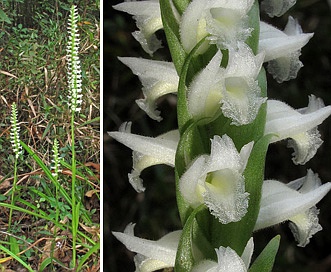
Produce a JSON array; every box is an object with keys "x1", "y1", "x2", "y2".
[
  {"x1": 179, "y1": 135, "x2": 252, "y2": 223},
  {"x1": 187, "y1": 43, "x2": 266, "y2": 125},
  {"x1": 259, "y1": 17, "x2": 313, "y2": 82},
  {"x1": 113, "y1": 223, "x2": 181, "y2": 271},
  {"x1": 192, "y1": 238, "x2": 253, "y2": 272},
  {"x1": 265, "y1": 97, "x2": 331, "y2": 164},
  {"x1": 118, "y1": 57, "x2": 179, "y2": 121},
  {"x1": 255, "y1": 170, "x2": 331, "y2": 247},
  {"x1": 113, "y1": 1, "x2": 163, "y2": 55}
]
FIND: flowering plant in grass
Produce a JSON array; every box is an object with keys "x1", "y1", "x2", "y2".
[{"x1": 111, "y1": 0, "x2": 331, "y2": 271}]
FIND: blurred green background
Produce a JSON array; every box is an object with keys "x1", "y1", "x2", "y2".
[{"x1": 104, "y1": 0, "x2": 331, "y2": 271}]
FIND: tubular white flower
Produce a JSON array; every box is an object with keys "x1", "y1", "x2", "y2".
[
  {"x1": 118, "y1": 57, "x2": 179, "y2": 121},
  {"x1": 10, "y1": 103, "x2": 23, "y2": 159},
  {"x1": 188, "y1": 43, "x2": 265, "y2": 125},
  {"x1": 180, "y1": 0, "x2": 254, "y2": 53},
  {"x1": 205, "y1": 0, "x2": 254, "y2": 49},
  {"x1": 113, "y1": 223, "x2": 181, "y2": 272},
  {"x1": 265, "y1": 96, "x2": 331, "y2": 164},
  {"x1": 67, "y1": 5, "x2": 83, "y2": 113},
  {"x1": 255, "y1": 170, "x2": 331, "y2": 246},
  {"x1": 261, "y1": 0, "x2": 296, "y2": 17},
  {"x1": 108, "y1": 122, "x2": 179, "y2": 192},
  {"x1": 192, "y1": 238, "x2": 254, "y2": 272},
  {"x1": 259, "y1": 17, "x2": 314, "y2": 83},
  {"x1": 179, "y1": 135, "x2": 253, "y2": 224},
  {"x1": 113, "y1": 1, "x2": 163, "y2": 56}
]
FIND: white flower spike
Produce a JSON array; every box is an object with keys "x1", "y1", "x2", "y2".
[
  {"x1": 265, "y1": 96, "x2": 331, "y2": 164},
  {"x1": 113, "y1": 223, "x2": 181, "y2": 272},
  {"x1": 259, "y1": 17, "x2": 314, "y2": 83},
  {"x1": 113, "y1": 1, "x2": 163, "y2": 55},
  {"x1": 179, "y1": 135, "x2": 253, "y2": 224},
  {"x1": 255, "y1": 170, "x2": 331, "y2": 246},
  {"x1": 118, "y1": 57, "x2": 179, "y2": 121},
  {"x1": 261, "y1": 0, "x2": 296, "y2": 17},
  {"x1": 180, "y1": 0, "x2": 254, "y2": 53},
  {"x1": 192, "y1": 238, "x2": 254, "y2": 272},
  {"x1": 188, "y1": 43, "x2": 265, "y2": 125},
  {"x1": 108, "y1": 122, "x2": 179, "y2": 192}
]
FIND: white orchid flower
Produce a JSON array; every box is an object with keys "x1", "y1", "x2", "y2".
[
  {"x1": 188, "y1": 43, "x2": 265, "y2": 125},
  {"x1": 118, "y1": 57, "x2": 179, "y2": 121},
  {"x1": 113, "y1": 223, "x2": 181, "y2": 272},
  {"x1": 192, "y1": 238, "x2": 254, "y2": 272},
  {"x1": 113, "y1": 0, "x2": 163, "y2": 55},
  {"x1": 179, "y1": 135, "x2": 253, "y2": 224},
  {"x1": 259, "y1": 17, "x2": 314, "y2": 83},
  {"x1": 261, "y1": 0, "x2": 297, "y2": 17},
  {"x1": 108, "y1": 122, "x2": 179, "y2": 192},
  {"x1": 255, "y1": 170, "x2": 331, "y2": 247},
  {"x1": 265, "y1": 95, "x2": 331, "y2": 164},
  {"x1": 180, "y1": 0, "x2": 254, "y2": 53}
]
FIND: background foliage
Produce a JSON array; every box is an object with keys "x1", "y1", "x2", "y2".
[{"x1": 105, "y1": 0, "x2": 331, "y2": 271}]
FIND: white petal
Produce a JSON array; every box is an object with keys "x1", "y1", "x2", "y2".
[
  {"x1": 259, "y1": 21, "x2": 313, "y2": 62},
  {"x1": 109, "y1": 125, "x2": 179, "y2": 192},
  {"x1": 241, "y1": 238, "x2": 254, "y2": 270},
  {"x1": 179, "y1": 156, "x2": 208, "y2": 206},
  {"x1": 180, "y1": 0, "x2": 210, "y2": 53},
  {"x1": 289, "y1": 206, "x2": 322, "y2": 247},
  {"x1": 113, "y1": 1, "x2": 163, "y2": 55},
  {"x1": 215, "y1": 246, "x2": 247, "y2": 272},
  {"x1": 255, "y1": 179, "x2": 331, "y2": 230},
  {"x1": 203, "y1": 169, "x2": 249, "y2": 223},
  {"x1": 206, "y1": 0, "x2": 254, "y2": 49},
  {"x1": 119, "y1": 57, "x2": 179, "y2": 121},
  {"x1": 265, "y1": 99, "x2": 331, "y2": 164},
  {"x1": 188, "y1": 50, "x2": 223, "y2": 119},
  {"x1": 221, "y1": 44, "x2": 266, "y2": 125},
  {"x1": 259, "y1": 18, "x2": 313, "y2": 82},
  {"x1": 206, "y1": 135, "x2": 244, "y2": 173},
  {"x1": 113, "y1": 223, "x2": 181, "y2": 270},
  {"x1": 261, "y1": 0, "x2": 296, "y2": 17}
]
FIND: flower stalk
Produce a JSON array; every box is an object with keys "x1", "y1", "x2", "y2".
[
  {"x1": 66, "y1": 4, "x2": 83, "y2": 267},
  {"x1": 8, "y1": 102, "x2": 22, "y2": 229}
]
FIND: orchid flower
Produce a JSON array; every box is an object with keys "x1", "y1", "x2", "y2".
[
  {"x1": 118, "y1": 57, "x2": 179, "y2": 121},
  {"x1": 261, "y1": 0, "x2": 297, "y2": 17},
  {"x1": 180, "y1": 0, "x2": 254, "y2": 53},
  {"x1": 255, "y1": 170, "x2": 331, "y2": 247},
  {"x1": 265, "y1": 95, "x2": 331, "y2": 164},
  {"x1": 113, "y1": 223, "x2": 181, "y2": 272},
  {"x1": 259, "y1": 17, "x2": 314, "y2": 83},
  {"x1": 179, "y1": 135, "x2": 253, "y2": 224},
  {"x1": 188, "y1": 43, "x2": 265, "y2": 125},
  {"x1": 192, "y1": 238, "x2": 254, "y2": 272},
  {"x1": 108, "y1": 122, "x2": 179, "y2": 192},
  {"x1": 113, "y1": 0, "x2": 163, "y2": 55}
]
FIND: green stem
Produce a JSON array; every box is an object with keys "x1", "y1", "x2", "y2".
[
  {"x1": 8, "y1": 158, "x2": 18, "y2": 230},
  {"x1": 71, "y1": 113, "x2": 77, "y2": 268}
]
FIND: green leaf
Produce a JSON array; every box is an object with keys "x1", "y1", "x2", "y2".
[
  {"x1": 172, "y1": 0, "x2": 190, "y2": 15},
  {"x1": 175, "y1": 205, "x2": 207, "y2": 272},
  {"x1": 246, "y1": 0, "x2": 260, "y2": 55},
  {"x1": 0, "y1": 9, "x2": 11, "y2": 24},
  {"x1": 249, "y1": 235, "x2": 281, "y2": 272},
  {"x1": 9, "y1": 236, "x2": 20, "y2": 255}
]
